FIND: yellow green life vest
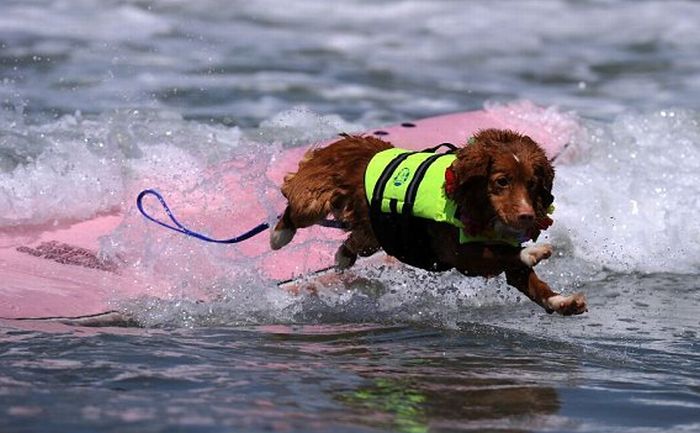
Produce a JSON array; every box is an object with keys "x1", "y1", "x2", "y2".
[
  {"x1": 364, "y1": 148, "x2": 460, "y2": 225},
  {"x1": 364, "y1": 148, "x2": 521, "y2": 247}
]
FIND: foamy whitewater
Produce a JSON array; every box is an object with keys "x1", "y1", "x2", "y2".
[{"x1": 2, "y1": 1, "x2": 699, "y2": 432}]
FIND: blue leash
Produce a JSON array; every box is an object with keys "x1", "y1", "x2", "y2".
[{"x1": 136, "y1": 189, "x2": 345, "y2": 244}]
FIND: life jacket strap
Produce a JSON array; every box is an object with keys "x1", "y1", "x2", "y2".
[
  {"x1": 370, "y1": 151, "x2": 415, "y2": 213},
  {"x1": 401, "y1": 153, "x2": 447, "y2": 216}
]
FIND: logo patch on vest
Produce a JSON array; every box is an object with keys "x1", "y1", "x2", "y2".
[{"x1": 392, "y1": 167, "x2": 411, "y2": 186}]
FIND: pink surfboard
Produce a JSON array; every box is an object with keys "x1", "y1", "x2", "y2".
[{"x1": 0, "y1": 103, "x2": 579, "y2": 325}]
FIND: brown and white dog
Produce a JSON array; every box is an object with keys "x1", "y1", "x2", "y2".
[{"x1": 270, "y1": 129, "x2": 587, "y2": 315}]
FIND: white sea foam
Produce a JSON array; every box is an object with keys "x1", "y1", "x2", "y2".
[
  {"x1": 257, "y1": 106, "x2": 363, "y2": 147},
  {"x1": 41, "y1": 104, "x2": 690, "y2": 328},
  {"x1": 3, "y1": 105, "x2": 700, "y2": 291},
  {"x1": 0, "y1": 110, "x2": 242, "y2": 227},
  {"x1": 2, "y1": 0, "x2": 700, "y2": 329},
  {"x1": 551, "y1": 109, "x2": 700, "y2": 273}
]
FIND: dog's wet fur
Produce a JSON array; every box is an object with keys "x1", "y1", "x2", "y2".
[{"x1": 271, "y1": 129, "x2": 587, "y2": 315}]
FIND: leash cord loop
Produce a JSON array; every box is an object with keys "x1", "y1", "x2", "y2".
[{"x1": 136, "y1": 189, "x2": 345, "y2": 244}]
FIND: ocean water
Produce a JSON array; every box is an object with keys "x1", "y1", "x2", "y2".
[{"x1": 1, "y1": 1, "x2": 700, "y2": 432}]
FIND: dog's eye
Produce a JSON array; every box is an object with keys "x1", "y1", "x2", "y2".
[{"x1": 495, "y1": 177, "x2": 510, "y2": 187}]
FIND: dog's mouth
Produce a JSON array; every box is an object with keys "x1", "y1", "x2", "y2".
[
  {"x1": 494, "y1": 211, "x2": 554, "y2": 242},
  {"x1": 493, "y1": 219, "x2": 530, "y2": 238},
  {"x1": 458, "y1": 204, "x2": 542, "y2": 241},
  {"x1": 459, "y1": 211, "x2": 530, "y2": 239},
  {"x1": 505, "y1": 215, "x2": 537, "y2": 231}
]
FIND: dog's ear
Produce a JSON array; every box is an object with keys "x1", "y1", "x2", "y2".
[
  {"x1": 535, "y1": 158, "x2": 555, "y2": 211},
  {"x1": 513, "y1": 131, "x2": 555, "y2": 213},
  {"x1": 448, "y1": 139, "x2": 490, "y2": 201}
]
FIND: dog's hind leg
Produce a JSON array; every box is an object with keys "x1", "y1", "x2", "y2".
[
  {"x1": 334, "y1": 243, "x2": 357, "y2": 270},
  {"x1": 334, "y1": 228, "x2": 380, "y2": 270},
  {"x1": 270, "y1": 206, "x2": 297, "y2": 250},
  {"x1": 270, "y1": 194, "x2": 333, "y2": 250}
]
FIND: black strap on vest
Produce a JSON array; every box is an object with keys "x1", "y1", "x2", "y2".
[
  {"x1": 370, "y1": 152, "x2": 414, "y2": 212},
  {"x1": 401, "y1": 153, "x2": 445, "y2": 216}
]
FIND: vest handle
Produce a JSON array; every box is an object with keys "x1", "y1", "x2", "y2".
[{"x1": 421, "y1": 142, "x2": 458, "y2": 153}]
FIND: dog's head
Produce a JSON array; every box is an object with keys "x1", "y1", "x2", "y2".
[{"x1": 446, "y1": 129, "x2": 554, "y2": 235}]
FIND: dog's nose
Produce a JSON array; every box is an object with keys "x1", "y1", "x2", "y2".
[{"x1": 518, "y1": 211, "x2": 535, "y2": 223}]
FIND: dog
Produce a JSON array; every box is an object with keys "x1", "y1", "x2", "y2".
[{"x1": 270, "y1": 129, "x2": 587, "y2": 315}]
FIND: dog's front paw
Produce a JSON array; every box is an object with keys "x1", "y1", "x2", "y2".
[
  {"x1": 334, "y1": 244, "x2": 357, "y2": 270},
  {"x1": 520, "y1": 243, "x2": 553, "y2": 267},
  {"x1": 270, "y1": 228, "x2": 296, "y2": 250},
  {"x1": 546, "y1": 293, "x2": 588, "y2": 316}
]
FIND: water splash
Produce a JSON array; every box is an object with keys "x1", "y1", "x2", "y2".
[
  {"x1": 2, "y1": 104, "x2": 699, "y2": 328},
  {"x1": 0, "y1": 109, "x2": 242, "y2": 227},
  {"x1": 109, "y1": 107, "x2": 700, "y2": 328},
  {"x1": 552, "y1": 109, "x2": 700, "y2": 273}
]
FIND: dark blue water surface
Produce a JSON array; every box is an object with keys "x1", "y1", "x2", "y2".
[{"x1": 2, "y1": 273, "x2": 699, "y2": 433}]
